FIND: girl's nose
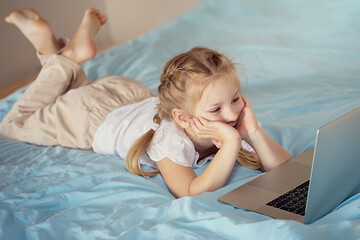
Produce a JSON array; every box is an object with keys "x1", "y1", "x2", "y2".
[{"x1": 223, "y1": 107, "x2": 238, "y2": 123}]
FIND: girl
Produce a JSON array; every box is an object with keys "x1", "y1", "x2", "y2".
[{"x1": 1, "y1": 8, "x2": 291, "y2": 198}]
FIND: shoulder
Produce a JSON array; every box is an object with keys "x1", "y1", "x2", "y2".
[
  {"x1": 154, "y1": 120, "x2": 188, "y2": 142},
  {"x1": 146, "y1": 119, "x2": 197, "y2": 167}
]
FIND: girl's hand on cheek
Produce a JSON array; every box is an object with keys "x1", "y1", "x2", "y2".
[
  {"x1": 190, "y1": 116, "x2": 241, "y2": 147},
  {"x1": 236, "y1": 96, "x2": 260, "y2": 140}
]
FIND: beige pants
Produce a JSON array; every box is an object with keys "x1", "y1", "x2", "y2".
[{"x1": 0, "y1": 53, "x2": 156, "y2": 149}]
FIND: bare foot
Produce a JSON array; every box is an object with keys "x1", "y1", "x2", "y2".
[
  {"x1": 5, "y1": 9, "x2": 61, "y2": 54},
  {"x1": 61, "y1": 8, "x2": 107, "y2": 63}
]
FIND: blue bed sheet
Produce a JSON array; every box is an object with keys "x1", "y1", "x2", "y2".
[{"x1": 1, "y1": 0, "x2": 360, "y2": 239}]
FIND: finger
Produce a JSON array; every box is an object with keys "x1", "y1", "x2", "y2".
[
  {"x1": 242, "y1": 96, "x2": 252, "y2": 107},
  {"x1": 190, "y1": 119, "x2": 202, "y2": 134},
  {"x1": 194, "y1": 126, "x2": 214, "y2": 139},
  {"x1": 197, "y1": 116, "x2": 209, "y2": 125},
  {"x1": 241, "y1": 96, "x2": 247, "y2": 104},
  {"x1": 197, "y1": 129, "x2": 214, "y2": 138},
  {"x1": 192, "y1": 117, "x2": 204, "y2": 129}
]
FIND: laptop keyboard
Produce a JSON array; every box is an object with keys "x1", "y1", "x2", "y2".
[{"x1": 266, "y1": 180, "x2": 309, "y2": 216}]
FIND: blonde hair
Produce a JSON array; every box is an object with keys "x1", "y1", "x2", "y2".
[{"x1": 126, "y1": 47, "x2": 262, "y2": 177}]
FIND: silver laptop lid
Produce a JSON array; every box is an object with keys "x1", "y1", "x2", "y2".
[{"x1": 305, "y1": 107, "x2": 360, "y2": 224}]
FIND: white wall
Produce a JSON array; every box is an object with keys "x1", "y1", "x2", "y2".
[
  {"x1": 0, "y1": 0, "x2": 200, "y2": 97},
  {"x1": 104, "y1": 0, "x2": 201, "y2": 45}
]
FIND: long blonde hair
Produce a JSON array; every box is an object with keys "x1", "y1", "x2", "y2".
[{"x1": 126, "y1": 47, "x2": 262, "y2": 177}]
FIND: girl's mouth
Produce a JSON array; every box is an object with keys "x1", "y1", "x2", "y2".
[{"x1": 228, "y1": 119, "x2": 239, "y2": 128}]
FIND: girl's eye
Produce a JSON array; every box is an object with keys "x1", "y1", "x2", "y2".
[
  {"x1": 210, "y1": 107, "x2": 220, "y2": 113},
  {"x1": 232, "y1": 97, "x2": 240, "y2": 103}
]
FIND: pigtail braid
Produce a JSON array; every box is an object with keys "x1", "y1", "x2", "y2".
[
  {"x1": 125, "y1": 114, "x2": 162, "y2": 177},
  {"x1": 237, "y1": 150, "x2": 262, "y2": 169}
]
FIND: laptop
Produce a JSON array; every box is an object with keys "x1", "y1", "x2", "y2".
[{"x1": 219, "y1": 107, "x2": 360, "y2": 224}]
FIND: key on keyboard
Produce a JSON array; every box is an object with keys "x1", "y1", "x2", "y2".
[{"x1": 266, "y1": 180, "x2": 309, "y2": 216}]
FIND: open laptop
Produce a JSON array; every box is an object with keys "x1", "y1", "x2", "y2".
[{"x1": 219, "y1": 107, "x2": 360, "y2": 224}]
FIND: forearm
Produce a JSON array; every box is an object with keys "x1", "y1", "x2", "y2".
[
  {"x1": 189, "y1": 139, "x2": 241, "y2": 195},
  {"x1": 246, "y1": 127, "x2": 291, "y2": 171}
]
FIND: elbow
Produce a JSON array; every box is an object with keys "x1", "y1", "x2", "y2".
[
  {"x1": 171, "y1": 184, "x2": 215, "y2": 198},
  {"x1": 171, "y1": 189, "x2": 201, "y2": 198},
  {"x1": 168, "y1": 184, "x2": 199, "y2": 198}
]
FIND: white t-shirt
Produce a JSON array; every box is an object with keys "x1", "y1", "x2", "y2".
[{"x1": 92, "y1": 97, "x2": 255, "y2": 168}]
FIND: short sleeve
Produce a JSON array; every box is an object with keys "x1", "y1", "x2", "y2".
[
  {"x1": 241, "y1": 140, "x2": 254, "y2": 153},
  {"x1": 146, "y1": 120, "x2": 198, "y2": 167}
]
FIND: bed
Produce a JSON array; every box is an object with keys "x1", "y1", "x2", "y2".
[{"x1": 1, "y1": 0, "x2": 360, "y2": 239}]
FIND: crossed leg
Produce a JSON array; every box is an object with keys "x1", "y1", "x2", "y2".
[
  {"x1": 0, "y1": 8, "x2": 108, "y2": 148},
  {"x1": 1, "y1": 8, "x2": 154, "y2": 149}
]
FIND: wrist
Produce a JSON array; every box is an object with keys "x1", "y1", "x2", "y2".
[
  {"x1": 222, "y1": 134, "x2": 242, "y2": 151},
  {"x1": 243, "y1": 125, "x2": 262, "y2": 145}
]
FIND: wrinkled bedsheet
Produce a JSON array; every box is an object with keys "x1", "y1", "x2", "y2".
[{"x1": 1, "y1": 0, "x2": 360, "y2": 239}]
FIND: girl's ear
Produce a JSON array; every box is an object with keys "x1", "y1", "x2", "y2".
[{"x1": 172, "y1": 108, "x2": 190, "y2": 128}]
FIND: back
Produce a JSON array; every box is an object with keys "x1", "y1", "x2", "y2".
[{"x1": 305, "y1": 107, "x2": 360, "y2": 224}]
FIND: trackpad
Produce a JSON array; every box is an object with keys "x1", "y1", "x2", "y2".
[{"x1": 249, "y1": 161, "x2": 311, "y2": 194}]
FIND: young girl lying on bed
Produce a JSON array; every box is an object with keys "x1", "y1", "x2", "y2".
[{"x1": 1, "y1": 8, "x2": 291, "y2": 198}]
